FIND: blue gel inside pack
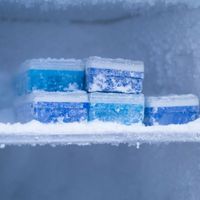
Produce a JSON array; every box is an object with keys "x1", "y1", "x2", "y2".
[
  {"x1": 89, "y1": 103, "x2": 144, "y2": 125},
  {"x1": 144, "y1": 106, "x2": 199, "y2": 126},
  {"x1": 86, "y1": 68, "x2": 143, "y2": 94},
  {"x1": 18, "y1": 69, "x2": 84, "y2": 95},
  {"x1": 88, "y1": 93, "x2": 144, "y2": 125},
  {"x1": 18, "y1": 102, "x2": 88, "y2": 123},
  {"x1": 144, "y1": 95, "x2": 199, "y2": 126},
  {"x1": 85, "y1": 57, "x2": 144, "y2": 94},
  {"x1": 16, "y1": 92, "x2": 89, "y2": 123},
  {"x1": 17, "y1": 58, "x2": 84, "y2": 95}
]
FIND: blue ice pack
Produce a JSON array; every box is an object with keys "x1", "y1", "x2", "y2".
[
  {"x1": 144, "y1": 95, "x2": 199, "y2": 126},
  {"x1": 15, "y1": 91, "x2": 89, "y2": 123},
  {"x1": 17, "y1": 58, "x2": 84, "y2": 95},
  {"x1": 88, "y1": 92, "x2": 144, "y2": 125},
  {"x1": 85, "y1": 57, "x2": 144, "y2": 94}
]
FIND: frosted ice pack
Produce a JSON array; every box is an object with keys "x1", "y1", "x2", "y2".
[
  {"x1": 17, "y1": 58, "x2": 84, "y2": 94},
  {"x1": 15, "y1": 91, "x2": 89, "y2": 123},
  {"x1": 85, "y1": 56, "x2": 144, "y2": 93},
  {"x1": 88, "y1": 92, "x2": 144, "y2": 125},
  {"x1": 144, "y1": 95, "x2": 199, "y2": 126}
]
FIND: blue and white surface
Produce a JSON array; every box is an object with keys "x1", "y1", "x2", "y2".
[
  {"x1": 144, "y1": 95, "x2": 199, "y2": 126},
  {"x1": 16, "y1": 91, "x2": 89, "y2": 123},
  {"x1": 1, "y1": 2, "x2": 200, "y2": 199},
  {"x1": 86, "y1": 57, "x2": 144, "y2": 93},
  {"x1": 17, "y1": 58, "x2": 84, "y2": 94},
  {"x1": 89, "y1": 92, "x2": 144, "y2": 125}
]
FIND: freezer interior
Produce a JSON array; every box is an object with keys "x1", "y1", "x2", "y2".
[
  {"x1": 1, "y1": 1, "x2": 200, "y2": 199},
  {"x1": 1, "y1": 0, "x2": 200, "y2": 121}
]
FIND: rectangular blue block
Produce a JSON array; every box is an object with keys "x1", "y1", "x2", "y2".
[
  {"x1": 16, "y1": 91, "x2": 89, "y2": 123},
  {"x1": 17, "y1": 58, "x2": 84, "y2": 95},
  {"x1": 144, "y1": 95, "x2": 199, "y2": 126},
  {"x1": 85, "y1": 57, "x2": 144, "y2": 94},
  {"x1": 89, "y1": 92, "x2": 144, "y2": 125}
]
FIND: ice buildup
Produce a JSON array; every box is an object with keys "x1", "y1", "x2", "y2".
[{"x1": 85, "y1": 56, "x2": 144, "y2": 94}]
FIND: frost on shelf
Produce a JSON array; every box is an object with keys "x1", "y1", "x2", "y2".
[{"x1": 1, "y1": 119, "x2": 200, "y2": 145}]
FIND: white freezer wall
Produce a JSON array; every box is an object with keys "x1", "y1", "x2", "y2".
[
  {"x1": 1, "y1": 1, "x2": 200, "y2": 111},
  {"x1": 1, "y1": 144, "x2": 200, "y2": 200}
]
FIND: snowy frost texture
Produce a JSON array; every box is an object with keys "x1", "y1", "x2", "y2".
[
  {"x1": 1, "y1": 2, "x2": 200, "y2": 200},
  {"x1": 1, "y1": 0, "x2": 200, "y2": 8},
  {"x1": 86, "y1": 64, "x2": 144, "y2": 93}
]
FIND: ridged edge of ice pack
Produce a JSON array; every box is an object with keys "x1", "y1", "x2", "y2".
[
  {"x1": 145, "y1": 94, "x2": 199, "y2": 108},
  {"x1": 89, "y1": 92, "x2": 144, "y2": 104},
  {"x1": 86, "y1": 56, "x2": 144, "y2": 72},
  {"x1": 16, "y1": 91, "x2": 89, "y2": 103},
  {"x1": 20, "y1": 58, "x2": 84, "y2": 72}
]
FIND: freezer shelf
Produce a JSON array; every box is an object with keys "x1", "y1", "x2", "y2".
[{"x1": 0, "y1": 120, "x2": 200, "y2": 146}]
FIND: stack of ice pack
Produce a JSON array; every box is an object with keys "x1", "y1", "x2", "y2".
[
  {"x1": 16, "y1": 58, "x2": 88, "y2": 123},
  {"x1": 144, "y1": 95, "x2": 199, "y2": 126},
  {"x1": 85, "y1": 57, "x2": 145, "y2": 125},
  {"x1": 15, "y1": 56, "x2": 199, "y2": 126}
]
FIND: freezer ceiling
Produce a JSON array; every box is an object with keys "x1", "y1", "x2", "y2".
[{"x1": 0, "y1": 0, "x2": 199, "y2": 21}]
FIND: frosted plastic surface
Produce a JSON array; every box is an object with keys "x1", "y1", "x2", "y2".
[
  {"x1": 89, "y1": 92, "x2": 144, "y2": 104},
  {"x1": 17, "y1": 59, "x2": 85, "y2": 94},
  {"x1": 145, "y1": 95, "x2": 199, "y2": 107},
  {"x1": 21, "y1": 58, "x2": 84, "y2": 71},
  {"x1": 17, "y1": 91, "x2": 89, "y2": 103},
  {"x1": 86, "y1": 56, "x2": 144, "y2": 72}
]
